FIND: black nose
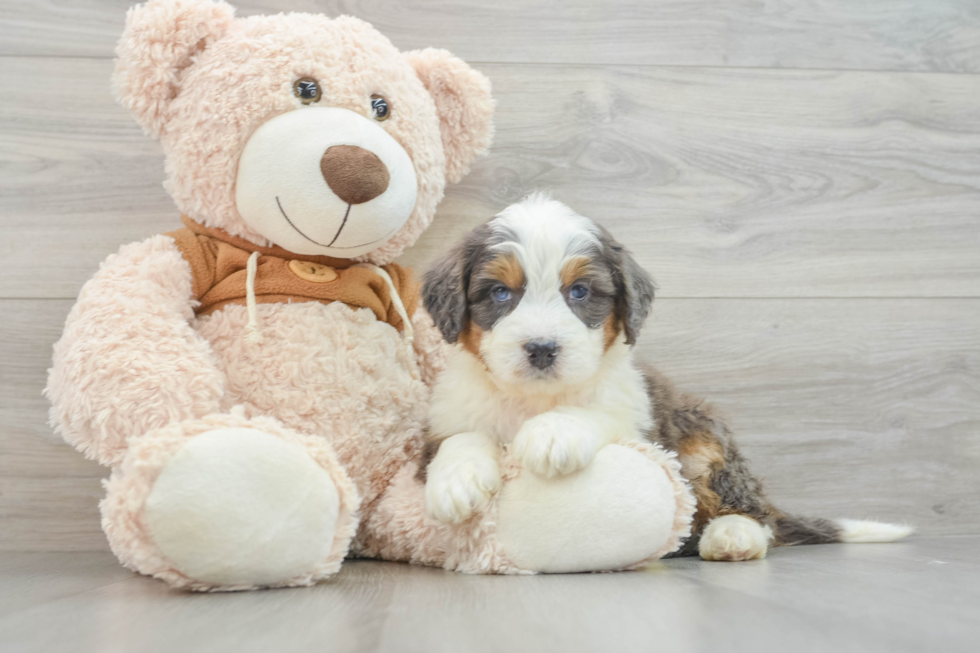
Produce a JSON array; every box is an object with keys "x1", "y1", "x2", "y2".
[{"x1": 524, "y1": 340, "x2": 559, "y2": 370}]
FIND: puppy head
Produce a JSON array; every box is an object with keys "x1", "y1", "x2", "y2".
[{"x1": 423, "y1": 195, "x2": 655, "y2": 391}]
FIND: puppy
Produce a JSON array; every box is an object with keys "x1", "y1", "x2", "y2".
[{"x1": 421, "y1": 194, "x2": 912, "y2": 561}]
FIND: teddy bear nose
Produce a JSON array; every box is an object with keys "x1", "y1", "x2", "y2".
[{"x1": 319, "y1": 145, "x2": 390, "y2": 205}]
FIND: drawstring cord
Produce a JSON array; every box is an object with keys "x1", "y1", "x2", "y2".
[
  {"x1": 353, "y1": 263, "x2": 415, "y2": 349},
  {"x1": 353, "y1": 263, "x2": 419, "y2": 380},
  {"x1": 244, "y1": 251, "x2": 262, "y2": 344}
]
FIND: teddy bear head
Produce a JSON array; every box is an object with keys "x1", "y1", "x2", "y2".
[{"x1": 115, "y1": 0, "x2": 493, "y2": 264}]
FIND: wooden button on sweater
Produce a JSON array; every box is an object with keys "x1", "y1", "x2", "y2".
[{"x1": 288, "y1": 260, "x2": 338, "y2": 283}]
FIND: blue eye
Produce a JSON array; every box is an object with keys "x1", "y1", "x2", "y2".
[
  {"x1": 569, "y1": 284, "x2": 589, "y2": 300},
  {"x1": 492, "y1": 286, "x2": 512, "y2": 302}
]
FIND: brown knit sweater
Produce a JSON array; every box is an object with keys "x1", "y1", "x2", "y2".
[{"x1": 166, "y1": 216, "x2": 418, "y2": 330}]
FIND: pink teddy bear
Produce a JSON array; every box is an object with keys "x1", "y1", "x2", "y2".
[{"x1": 46, "y1": 0, "x2": 694, "y2": 591}]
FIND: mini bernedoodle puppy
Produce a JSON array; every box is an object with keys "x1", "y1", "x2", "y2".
[{"x1": 420, "y1": 194, "x2": 911, "y2": 562}]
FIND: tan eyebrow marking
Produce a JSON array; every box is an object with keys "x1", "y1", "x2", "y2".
[
  {"x1": 483, "y1": 252, "x2": 525, "y2": 289},
  {"x1": 560, "y1": 255, "x2": 592, "y2": 288}
]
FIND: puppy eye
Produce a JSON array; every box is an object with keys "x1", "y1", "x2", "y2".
[
  {"x1": 569, "y1": 284, "x2": 589, "y2": 300},
  {"x1": 491, "y1": 286, "x2": 512, "y2": 302},
  {"x1": 371, "y1": 95, "x2": 391, "y2": 121},
  {"x1": 293, "y1": 78, "x2": 321, "y2": 105}
]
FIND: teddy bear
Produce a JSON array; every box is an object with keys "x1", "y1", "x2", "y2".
[{"x1": 46, "y1": 0, "x2": 695, "y2": 591}]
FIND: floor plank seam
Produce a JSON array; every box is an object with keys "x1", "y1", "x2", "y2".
[{"x1": 1, "y1": 53, "x2": 980, "y2": 79}]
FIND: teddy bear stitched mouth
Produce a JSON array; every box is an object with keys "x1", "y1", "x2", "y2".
[{"x1": 275, "y1": 196, "x2": 397, "y2": 250}]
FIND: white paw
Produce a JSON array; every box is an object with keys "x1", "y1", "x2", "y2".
[
  {"x1": 512, "y1": 411, "x2": 600, "y2": 478},
  {"x1": 699, "y1": 514, "x2": 773, "y2": 562},
  {"x1": 425, "y1": 435, "x2": 501, "y2": 525}
]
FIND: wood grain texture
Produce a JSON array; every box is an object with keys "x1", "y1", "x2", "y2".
[
  {"x1": 2, "y1": 1, "x2": 980, "y2": 72},
  {"x1": 3, "y1": 297, "x2": 977, "y2": 551},
  {"x1": 0, "y1": 551, "x2": 132, "y2": 618},
  {"x1": 1, "y1": 540, "x2": 978, "y2": 652},
  {"x1": 0, "y1": 300, "x2": 107, "y2": 552},
  {"x1": 2, "y1": 57, "x2": 979, "y2": 299}
]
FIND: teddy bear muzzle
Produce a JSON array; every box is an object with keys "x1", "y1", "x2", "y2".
[{"x1": 235, "y1": 107, "x2": 418, "y2": 259}]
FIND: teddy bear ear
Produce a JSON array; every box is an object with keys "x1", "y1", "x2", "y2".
[
  {"x1": 405, "y1": 48, "x2": 495, "y2": 184},
  {"x1": 114, "y1": 0, "x2": 236, "y2": 139}
]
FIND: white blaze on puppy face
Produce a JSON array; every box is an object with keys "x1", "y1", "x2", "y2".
[{"x1": 478, "y1": 197, "x2": 613, "y2": 391}]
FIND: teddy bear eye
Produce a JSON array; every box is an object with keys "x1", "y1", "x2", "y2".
[
  {"x1": 371, "y1": 95, "x2": 390, "y2": 121},
  {"x1": 293, "y1": 78, "x2": 321, "y2": 105}
]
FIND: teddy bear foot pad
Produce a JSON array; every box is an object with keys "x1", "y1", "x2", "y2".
[
  {"x1": 495, "y1": 444, "x2": 683, "y2": 573},
  {"x1": 143, "y1": 427, "x2": 340, "y2": 586},
  {"x1": 101, "y1": 415, "x2": 360, "y2": 591}
]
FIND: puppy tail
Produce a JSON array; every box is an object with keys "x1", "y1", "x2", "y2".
[
  {"x1": 834, "y1": 518, "x2": 915, "y2": 543},
  {"x1": 774, "y1": 515, "x2": 913, "y2": 546}
]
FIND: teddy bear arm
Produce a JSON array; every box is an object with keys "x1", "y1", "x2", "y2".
[
  {"x1": 46, "y1": 234, "x2": 225, "y2": 467},
  {"x1": 410, "y1": 308, "x2": 450, "y2": 387}
]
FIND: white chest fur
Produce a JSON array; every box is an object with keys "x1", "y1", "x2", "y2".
[{"x1": 429, "y1": 341, "x2": 653, "y2": 444}]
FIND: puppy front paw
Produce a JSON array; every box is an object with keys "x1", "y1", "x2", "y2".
[
  {"x1": 425, "y1": 437, "x2": 501, "y2": 525},
  {"x1": 512, "y1": 411, "x2": 600, "y2": 478}
]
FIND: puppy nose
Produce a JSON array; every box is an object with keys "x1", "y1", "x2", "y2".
[
  {"x1": 320, "y1": 145, "x2": 390, "y2": 205},
  {"x1": 524, "y1": 340, "x2": 559, "y2": 370}
]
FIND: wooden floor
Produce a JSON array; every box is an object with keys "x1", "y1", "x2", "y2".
[{"x1": 0, "y1": 537, "x2": 977, "y2": 653}]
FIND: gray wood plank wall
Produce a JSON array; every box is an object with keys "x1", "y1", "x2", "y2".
[{"x1": 1, "y1": 1, "x2": 978, "y2": 552}]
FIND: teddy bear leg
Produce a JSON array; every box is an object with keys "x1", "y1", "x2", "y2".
[
  {"x1": 102, "y1": 413, "x2": 359, "y2": 591},
  {"x1": 492, "y1": 442, "x2": 697, "y2": 573},
  {"x1": 360, "y1": 442, "x2": 696, "y2": 575}
]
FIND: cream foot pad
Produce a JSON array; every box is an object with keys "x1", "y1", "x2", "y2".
[
  {"x1": 145, "y1": 428, "x2": 340, "y2": 586},
  {"x1": 495, "y1": 444, "x2": 678, "y2": 573}
]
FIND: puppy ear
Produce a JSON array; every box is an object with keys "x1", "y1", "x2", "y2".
[
  {"x1": 600, "y1": 229, "x2": 655, "y2": 345},
  {"x1": 114, "y1": 0, "x2": 235, "y2": 139},
  {"x1": 405, "y1": 48, "x2": 495, "y2": 184},
  {"x1": 422, "y1": 242, "x2": 469, "y2": 344},
  {"x1": 422, "y1": 223, "x2": 493, "y2": 343}
]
